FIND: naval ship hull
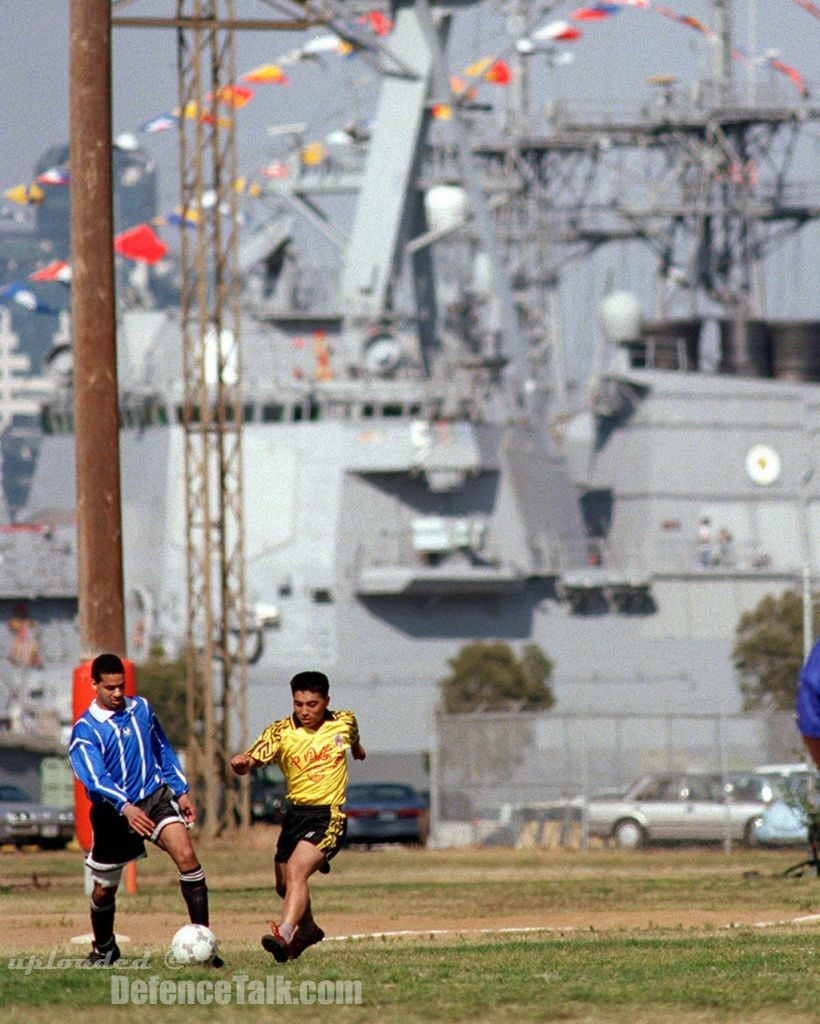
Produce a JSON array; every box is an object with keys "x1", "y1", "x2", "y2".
[{"x1": 25, "y1": 344, "x2": 818, "y2": 753}]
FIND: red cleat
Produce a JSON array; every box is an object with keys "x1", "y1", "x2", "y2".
[{"x1": 261, "y1": 922, "x2": 293, "y2": 963}]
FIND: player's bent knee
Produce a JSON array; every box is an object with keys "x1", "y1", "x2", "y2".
[{"x1": 92, "y1": 881, "x2": 118, "y2": 902}]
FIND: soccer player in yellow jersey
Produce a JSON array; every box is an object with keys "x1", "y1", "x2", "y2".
[{"x1": 230, "y1": 671, "x2": 365, "y2": 961}]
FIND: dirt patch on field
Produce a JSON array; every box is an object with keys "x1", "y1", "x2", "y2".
[{"x1": 1, "y1": 905, "x2": 811, "y2": 956}]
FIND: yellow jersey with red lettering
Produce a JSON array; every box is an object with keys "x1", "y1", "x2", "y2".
[{"x1": 245, "y1": 710, "x2": 359, "y2": 806}]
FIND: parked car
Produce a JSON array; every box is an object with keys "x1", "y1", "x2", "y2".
[
  {"x1": 752, "y1": 772, "x2": 816, "y2": 847},
  {"x1": 574, "y1": 772, "x2": 768, "y2": 849},
  {"x1": 725, "y1": 771, "x2": 782, "y2": 805},
  {"x1": 0, "y1": 784, "x2": 74, "y2": 849},
  {"x1": 344, "y1": 782, "x2": 429, "y2": 846}
]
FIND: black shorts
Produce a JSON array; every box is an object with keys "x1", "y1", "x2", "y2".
[
  {"x1": 86, "y1": 785, "x2": 186, "y2": 878},
  {"x1": 275, "y1": 803, "x2": 347, "y2": 871}
]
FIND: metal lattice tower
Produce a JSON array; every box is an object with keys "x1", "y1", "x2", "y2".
[
  {"x1": 107, "y1": 0, "x2": 330, "y2": 835},
  {"x1": 176, "y1": 0, "x2": 248, "y2": 835}
]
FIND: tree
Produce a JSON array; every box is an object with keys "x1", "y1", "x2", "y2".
[
  {"x1": 134, "y1": 645, "x2": 189, "y2": 747},
  {"x1": 733, "y1": 589, "x2": 819, "y2": 711},
  {"x1": 438, "y1": 641, "x2": 555, "y2": 713}
]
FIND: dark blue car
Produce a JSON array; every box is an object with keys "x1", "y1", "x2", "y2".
[{"x1": 344, "y1": 782, "x2": 429, "y2": 846}]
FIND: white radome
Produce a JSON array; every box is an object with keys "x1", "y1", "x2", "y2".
[{"x1": 170, "y1": 924, "x2": 219, "y2": 965}]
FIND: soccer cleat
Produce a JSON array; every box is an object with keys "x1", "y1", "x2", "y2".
[
  {"x1": 289, "y1": 924, "x2": 324, "y2": 960},
  {"x1": 261, "y1": 923, "x2": 293, "y2": 964},
  {"x1": 82, "y1": 942, "x2": 121, "y2": 967},
  {"x1": 209, "y1": 953, "x2": 225, "y2": 968}
]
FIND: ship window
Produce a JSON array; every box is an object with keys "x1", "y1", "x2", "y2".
[
  {"x1": 224, "y1": 404, "x2": 236, "y2": 423},
  {"x1": 120, "y1": 408, "x2": 133, "y2": 428},
  {"x1": 262, "y1": 403, "x2": 284, "y2": 423},
  {"x1": 408, "y1": 404, "x2": 422, "y2": 417},
  {"x1": 308, "y1": 400, "x2": 321, "y2": 421},
  {"x1": 156, "y1": 405, "x2": 169, "y2": 426},
  {"x1": 311, "y1": 588, "x2": 333, "y2": 604},
  {"x1": 382, "y1": 404, "x2": 403, "y2": 418},
  {"x1": 362, "y1": 403, "x2": 375, "y2": 418},
  {"x1": 243, "y1": 403, "x2": 255, "y2": 423},
  {"x1": 41, "y1": 410, "x2": 53, "y2": 434},
  {"x1": 292, "y1": 405, "x2": 304, "y2": 422},
  {"x1": 175, "y1": 405, "x2": 184, "y2": 424}
]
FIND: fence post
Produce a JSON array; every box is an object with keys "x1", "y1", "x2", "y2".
[
  {"x1": 429, "y1": 708, "x2": 441, "y2": 849},
  {"x1": 580, "y1": 732, "x2": 590, "y2": 852},
  {"x1": 718, "y1": 715, "x2": 732, "y2": 854}
]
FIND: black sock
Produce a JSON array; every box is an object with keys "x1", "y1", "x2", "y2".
[
  {"x1": 179, "y1": 865, "x2": 209, "y2": 926},
  {"x1": 90, "y1": 897, "x2": 116, "y2": 949}
]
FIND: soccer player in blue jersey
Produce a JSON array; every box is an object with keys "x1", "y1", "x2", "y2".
[
  {"x1": 69, "y1": 652, "x2": 220, "y2": 966},
  {"x1": 798, "y1": 639, "x2": 820, "y2": 769}
]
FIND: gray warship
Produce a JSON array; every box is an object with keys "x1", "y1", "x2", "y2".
[{"x1": 1, "y1": 0, "x2": 818, "y2": 768}]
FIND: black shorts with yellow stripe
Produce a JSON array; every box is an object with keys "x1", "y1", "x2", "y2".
[{"x1": 275, "y1": 803, "x2": 347, "y2": 871}]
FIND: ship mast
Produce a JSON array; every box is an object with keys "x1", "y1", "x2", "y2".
[{"x1": 711, "y1": 0, "x2": 733, "y2": 104}]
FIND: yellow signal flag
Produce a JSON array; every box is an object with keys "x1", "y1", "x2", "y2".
[
  {"x1": 301, "y1": 141, "x2": 327, "y2": 166},
  {"x1": 4, "y1": 184, "x2": 43, "y2": 205},
  {"x1": 181, "y1": 100, "x2": 200, "y2": 120},
  {"x1": 241, "y1": 63, "x2": 289, "y2": 85},
  {"x1": 464, "y1": 57, "x2": 492, "y2": 78}
]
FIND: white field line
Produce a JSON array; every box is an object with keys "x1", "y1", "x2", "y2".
[
  {"x1": 325, "y1": 926, "x2": 574, "y2": 942},
  {"x1": 325, "y1": 915, "x2": 820, "y2": 943},
  {"x1": 747, "y1": 913, "x2": 820, "y2": 928},
  {"x1": 69, "y1": 933, "x2": 131, "y2": 944}
]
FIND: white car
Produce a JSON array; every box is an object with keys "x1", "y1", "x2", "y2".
[
  {"x1": 752, "y1": 772, "x2": 815, "y2": 847},
  {"x1": 577, "y1": 772, "x2": 768, "y2": 849}
]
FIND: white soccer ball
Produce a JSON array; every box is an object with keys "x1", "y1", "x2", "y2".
[{"x1": 170, "y1": 924, "x2": 219, "y2": 965}]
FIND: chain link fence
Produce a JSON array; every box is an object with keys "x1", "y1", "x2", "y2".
[{"x1": 429, "y1": 709, "x2": 802, "y2": 848}]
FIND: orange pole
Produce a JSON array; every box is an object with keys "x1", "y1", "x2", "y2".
[{"x1": 124, "y1": 861, "x2": 138, "y2": 895}]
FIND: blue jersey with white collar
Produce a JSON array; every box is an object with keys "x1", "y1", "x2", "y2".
[
  {"x1": 69, "y1": 695, "x2": 188, "y2": 812},
  {"x1": 797, "y1": 639, "x2": 820, "y2": 739}
]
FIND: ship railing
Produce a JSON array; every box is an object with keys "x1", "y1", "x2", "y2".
[{"x1": 653, "y1": 537, "x2": 778, "y2": 575}]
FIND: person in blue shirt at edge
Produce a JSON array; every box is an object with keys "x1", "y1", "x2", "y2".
[
  {"x1": 69, "y1": 652, "x2": 222, "y2": 966},
  {"x1": 798, "y1": 640, "x2": 820, "y2": 771}
]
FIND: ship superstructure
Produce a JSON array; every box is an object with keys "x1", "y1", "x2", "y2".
[{"x1": 2, "y1": 0, "x2": 819, "y2": 758}]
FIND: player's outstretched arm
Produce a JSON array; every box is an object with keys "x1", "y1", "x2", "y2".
[
  {"x1": 351, "y1": 740, "x2": 366, "y2": 761},
  {"x1": 230, "y1": 753, "x2": 262, "y2": 775}
]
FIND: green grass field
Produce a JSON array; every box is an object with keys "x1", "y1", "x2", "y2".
[{"x1": 1, "y1": 840, "x2": 817, "y2": 1023}]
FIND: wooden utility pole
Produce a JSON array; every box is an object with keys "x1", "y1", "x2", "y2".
[{"x1": 69, "y1": 0, "x2": 125, "y2": 659}]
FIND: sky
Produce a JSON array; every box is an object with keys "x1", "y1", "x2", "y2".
[
  {"x1": 1, "y1": 1, "x2": 816, "y2": 188},
  {"x1": 0, "y1": 0, "x2": 817, "y2": 377}
]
